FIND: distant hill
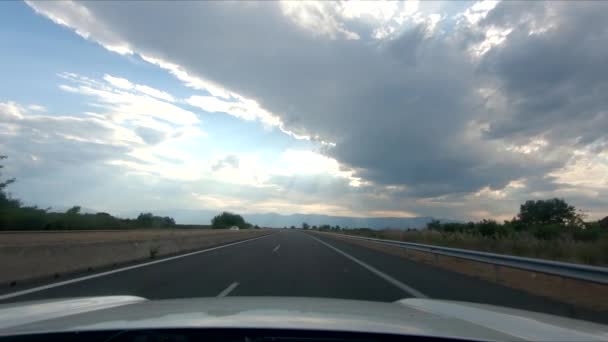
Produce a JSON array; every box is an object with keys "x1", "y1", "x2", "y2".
[
  {"x1": 40, "y1": 205, "x2": 99, "y2": 215},
  {"x1": 139, "y1": 209, "x2": 438, "y2": 229},
  {"x1": 245, "y1": 212, "x2": 435, "y2": 229},
  {"x1": 33, "y1": 204, "x2": 448, "y2": 230}
]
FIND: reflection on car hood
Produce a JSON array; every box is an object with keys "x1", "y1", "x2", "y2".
[{"x1": 0, "y1": 296, "x2": 607, "y2": 341}]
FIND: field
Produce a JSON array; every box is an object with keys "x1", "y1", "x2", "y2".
[
  {"x1": 0, "y1": 228, "x2": 223, "y2": 247},
  {"x1": 340, "y1": 229, "x2": 608, "y2": 266},
  {"x1": 0, "y1": 229, "x2": 269, "y2": 286}
]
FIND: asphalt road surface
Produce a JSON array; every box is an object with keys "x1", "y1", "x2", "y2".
[{"x1": 0, "y1": 230, "x2": 602, "y2": 323}]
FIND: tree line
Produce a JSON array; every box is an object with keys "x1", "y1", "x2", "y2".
[
  {"x1": 0, "y1": 155, "x2": 178, "y2": 230},
  {"x1": 331, "y1": 199, "x2": 608, "y2": 265},
  {"x1": 425, "y1": 198, "x2": 607, "y2": 242},
  {"x1": 304, "y1": 198, "x2": 607, "y2": 243},
  {"x1": 1, "y1": 156, "x2": 266, "y2": 230}
]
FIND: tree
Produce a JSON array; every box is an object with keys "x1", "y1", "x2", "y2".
[
  {"x1": 599, "y1": 216, "x2": 608, "y2": 229},
  {"x1": 162, "y1": 216, "x2": 176, "y2": 226},
  {"x1": 517, "y1": 198, "x2": 581, "y2": 226},
  {"x1": 66, "y1": 206, "x2": 81, "y2": 215},
  {"x1": 136, "y1": 212, "x2": 176, "y2": 228},
  {"x1": 426, "y1": 219, "x2": 441, "y2": 230},
  {"x1": 0, "y1": 156, "x2": 14, "y2": 191},
  {"x1": 302, "y1": 222, "x2": 310, "y2": 230},
  {"x1": 0, "y1": 155, "x2": 17, "y2": 208},
  {"x1": 137, "y1": 212, "x2": 155, "y2": 226},
  {"x1": 477, "y1": 219, "x2": 499, "y2": 237},
  {"x1": 211, "y1": 211, "x2": 247, "y2": 229}
]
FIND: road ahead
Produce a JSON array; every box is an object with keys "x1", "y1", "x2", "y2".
[{"x1": 0, "y1": 230, "x2": 600, "y2": 322}]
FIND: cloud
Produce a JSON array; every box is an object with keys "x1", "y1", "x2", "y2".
[
  {"x1": 20, "y1": 1, "x2": 608, "y2": 220},
  {"x1": 0, "y1": 70, "x2": 206, "y2": 181},
  {"x1": 0, "y1": 101, "x2": 136, "y2": 181},
  {"x1": 59, "y1": 73, "x2": 198, "y2": 127},
  {"x1": 478, "y1": 2, "x2": 608, "y2": 147},
  {"x1": 103, "y1": 74, "x2": 175, "y2": 102},
  {"x1": 186, "y1": 95, "x2": 280, "y2": 128},
  {"x1": 212, "y1": 155, "x2": 239, "y2": 171},
  {"x1": 280, "y1": 1, "x2": 361, "y2": 40},
  {"x1": 26, "y1": 2, "x2": 495, "y2": 197},
  {"x1": 1, "y1": 83, "x2": 371, "y2": 219}
]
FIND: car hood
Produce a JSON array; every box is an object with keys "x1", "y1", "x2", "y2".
[{"x1": 0, "y1": 296, "x2": 607, "y2": 341}]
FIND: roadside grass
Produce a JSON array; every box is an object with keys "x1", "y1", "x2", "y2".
[{"x1": 339, "y1": 229, "x2": 608, "y2": 266}]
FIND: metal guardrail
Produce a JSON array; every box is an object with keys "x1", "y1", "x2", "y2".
[{"x1": 332, "y1": 233, "x2": 608, "y2": 285}]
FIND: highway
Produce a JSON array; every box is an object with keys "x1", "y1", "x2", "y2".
[{"x1": 0, "y1": 230, "x2": 601, "y2": 322}]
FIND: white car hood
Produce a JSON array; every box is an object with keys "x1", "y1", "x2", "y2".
[{"x1": 0, "y1": 296, "x2": 607, "y2": 341}]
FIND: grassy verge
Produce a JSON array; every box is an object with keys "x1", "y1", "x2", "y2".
[{"x1": 335, "y1": 229, "x2": 608, "y2": 266}]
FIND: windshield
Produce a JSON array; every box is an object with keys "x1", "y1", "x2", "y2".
[{"x1": 1, "y1": 0, "x2": 607, "y2": 333}]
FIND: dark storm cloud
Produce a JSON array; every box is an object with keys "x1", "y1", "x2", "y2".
[
  {"x1": 24, "y1": 1, "x2": 608, "y2": 218},
  {"x1": 59, "y1": 1, "x2": 543, "y2": 195},
  {"x1": 479, "y1": 1, "x2": 608, "y2": 147}
]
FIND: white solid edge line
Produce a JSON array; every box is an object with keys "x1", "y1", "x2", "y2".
[
  {"x1": 217, "y1": 282, "x2": 239, "y2": 297},
  {"x1": 272, "y1": 244, "x2": 281, "y2": 253},
  {"x1": 0, "y1": 234, "x2": 273, "y2": 301},
  {"x1": 306, "y1": 234, "x2": 428, "y2": 298}
]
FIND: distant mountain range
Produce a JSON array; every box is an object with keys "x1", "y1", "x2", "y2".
[
  {"x1": 43, "y1": 206, "x2": 442, "y2": 229},
  {"x1": 137, "y1": 209, "x2": 438, "y2": 229},
  {"x1": 245, "y1": 212, "x2": 435, "y2": 229}
]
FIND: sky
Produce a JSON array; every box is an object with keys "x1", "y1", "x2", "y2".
[{"x1": 1, "y1": 0, "x2": 608, "y2": 222}]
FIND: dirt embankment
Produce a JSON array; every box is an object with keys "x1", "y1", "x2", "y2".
[{"x1": 0, "y1": 229, "x2": 271, "y2": 287}]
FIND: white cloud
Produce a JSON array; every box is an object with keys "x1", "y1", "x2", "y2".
[
  {"x1": 0, "y1": 102, "x2": 24, "y2": 120},
  {"x1": 470, "y1": 26, "x2": 512, "y2": 56},
  {"x1": 103, "y1": 74, "x2": 133, "y2": 89},
  {"x1": 550, "y1": 147, "x2": 608, "y2": 190},
  {"x1": 279, "y1": 0, "x2": 442, "y2": 41},
  {"x1": 102, "y1": 74, "x2": 175, "y2": 103},
  {"x1": 60, "y1": 72, "x2": 198, "y2": 127},
  {"x1": 461, "y1": 0, "x2": 500, "y2": 25},
  {"x1": 27, "y1": 104, "x2": 47, "y2": 112},
  {"x1": 339, "y1": 1, "x2": 401, "y2": 22},
  {"x1": 280, "y1": 1, "x2": 360, "y2": 40},
  {"x1": 191, "y1": 192, "x2": 359, "y2": 217},
  {"x1": 201, "y1": 149, "x2": 363, "y2": 190},
  {"x1": 186, "y1": 95, "x2": 280, "y2": 127},
  {"x1": 134, "y1": 84, "x2": 175, "y2": 103},
  {"x1": 0, "y1": 101, "x2": 136, "y2": 144},
  {"x1": 272, "y1": 149, "x2": 356, "y2": 179},
  {"x1": 0, "y1": 72, "x2": 209, "y2": 189}
]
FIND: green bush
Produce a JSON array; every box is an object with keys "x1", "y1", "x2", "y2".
[
  {"x1": 211, "y1": 212, "x2": 250, "y2": 229},
  {"x1": 572, "y1": 228, "x2": 600, "y2": 242},
  {"x1": 531, "y1": 224, "x2": 563, "y2": 240},
  {"x1": 477, "y1": 219, "x2": 499, "y2": 237}
]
